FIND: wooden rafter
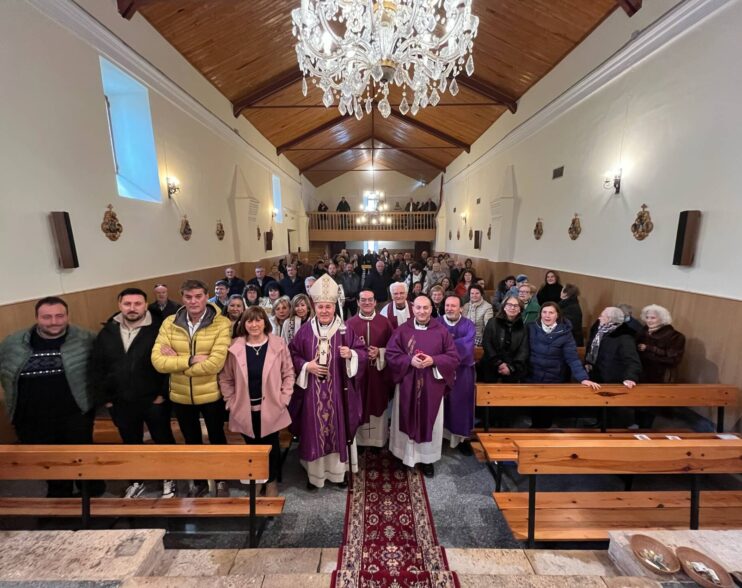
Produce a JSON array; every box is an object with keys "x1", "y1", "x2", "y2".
[
  {"x1": 373, "y1": 139, "x2": 446, "y2": 172},
  {"x1": 300, "y1": 138, "x2": 373, "y2": 172},
  {"x1": 275, "y1": 116, "x2": 348, "y2": 155},
  {"x1": 389, "y1": 109, "x2": 470, "y2": 153},
  {"x1": 117, "y1": 0, "x2": 142, "y2": 19},
  {"x1": 232, "y1": 69, "x2": 303, "y2": 117},
  {"x1": 456, "y1": 76, "x2": 518, "y2": 113},
  {"x1": 617, "y1": 0, "x2": 642, "y2": 17}
]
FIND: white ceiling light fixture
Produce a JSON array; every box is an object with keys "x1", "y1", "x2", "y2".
[{"x1": 292, "y1": 0, "x2": 479, "y2": 119}]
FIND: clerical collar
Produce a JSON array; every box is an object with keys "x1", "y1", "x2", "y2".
[
  {"x1": 414, "y1": 320, "x2": 429, "y2": 330},
  {"x1": 395, "y1": 303, "x2": 407, "y2": 310},
  {"x1": 444, "y1": 315, "x2": 461, "y2": 326},
  {"x1": 359, "y1": 311, "x2": 376, "y2": 321}
]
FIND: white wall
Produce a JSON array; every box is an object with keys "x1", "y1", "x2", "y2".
[
  {"x1": 313, "y1": 171, "x2": 442, "y2": 212},
  {"x1": 441, "y1": 0, "x2": 742, "y2": 300},
  {"x1": 0, "y1": 0, "x2": 310, "y2": 305},
  {"x1": 345, "y1": 241, "x2": 419, "y2": 252}
]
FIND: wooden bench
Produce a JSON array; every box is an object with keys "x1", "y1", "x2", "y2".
[
  {"x1": 474, "y1": 346, "x2": 585, "y2": 363},
  {"x1": 476, "y1": 383, "x2": 738, "y2": 432},
  {"x1": 477, "y1": 430, "x2": 737, "y2": 491},
  {"x1": 0, "y1": 445, "x2": 283, "y2": 547},
  {"x1": 496, "y1": 438, "x2": 742, "y2": 546}
]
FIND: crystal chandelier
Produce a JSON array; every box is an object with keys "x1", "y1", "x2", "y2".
[{"x1": 292, "y1": 0, "x2": 479, "y2": 119}]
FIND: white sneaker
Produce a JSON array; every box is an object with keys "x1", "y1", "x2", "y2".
[
  {"x1": 123, "y1": 482, "x2": 145, "y2": 499},
  {"x1": 162, "y1": 480, "x2": 176, "y2": 499}
]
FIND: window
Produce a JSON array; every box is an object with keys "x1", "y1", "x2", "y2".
[
  {"x1": 99, "y1": 57, "x2": 160, "y2": 202},
  {"x1": 272, "y1": 174, "x2": 283, "y2": 222},
  {"x1": 364, "y1": 240, "x2": 377, "y2": 252},
  {"x1": 363, "y1": 190, "x2": 378, "y2": 212}
]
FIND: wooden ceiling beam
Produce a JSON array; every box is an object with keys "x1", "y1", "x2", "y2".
[
  {"x1": 389, "y1": 109, "x2": 470, "y2": 153},
  {"x1": 617, "y1": 0, "x2": 642, "y2": 17},
  {"x1": 275, "y1": 115, "x2": 349, "y2": 155},
  {"x1": 117, "y1": 0, "x2": 144, "y2": 19},
  {"x1": 232, "y1": 69, "x2": 303, "y2": 117},
  {"x1": 373, "y1": 138, "x2": 446, "y2": 172},
  {"x1": 299, "y1": 137, "x2": 373, "y2": 172},
  {"x1": 456, "y1": 76, "x2": 518, "y2": 113}
]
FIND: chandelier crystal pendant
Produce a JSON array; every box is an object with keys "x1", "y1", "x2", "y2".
[{"x1": 292, "y1": 0, "x2": 479, "y2": 119}]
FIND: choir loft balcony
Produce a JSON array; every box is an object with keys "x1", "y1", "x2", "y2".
[{"x1": 308, "y1": 212, "x2": 437, "y2": 241}]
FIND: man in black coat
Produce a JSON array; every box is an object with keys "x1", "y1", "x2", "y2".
[
  {"x1": 148, "y1": 284, "x2": 179, "y2": 325},
  {"x1": 246, "y1": 265, "x2": 276, "y2": 296},
  {"x1": 91, "y1": 288, "x2": 175, "y2": 499},
  {"x1": 279, "y1": 263, "x2": 306, "y2": 299},
  {"x1": 224, "y1": 267, "x2": 246, "y2": 297},
  {"x1": 363, "y1": 260, "x2": 392, "y2": 304}
]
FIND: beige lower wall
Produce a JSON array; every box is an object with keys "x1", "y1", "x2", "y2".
[{"x1": 0, "y1": 256, "x2": 286, "y2": 442}]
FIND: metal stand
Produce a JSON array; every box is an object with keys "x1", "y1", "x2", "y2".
[
  {"x1": 249, "y1": 480, "x2": 257, "y2": 548},
  {"x1": 717, "y1": 407, "x2": 725, "y2": 433},
  {"x1": 527, "y1": 475, "x2": 537, "y2": 548},
  {"x1": 80, "y1": 480, "x2": 91, "y2": 529},
  {"x1": 600, "y1": 406, "x2": 608, "y2": 432},
  {"x1": 690, "y1": 475, "x2": 700, "y2": 530}
]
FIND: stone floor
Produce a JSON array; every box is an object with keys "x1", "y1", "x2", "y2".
[{"x1": 0, "y1": 529, "x2": 716, "y2": 587}]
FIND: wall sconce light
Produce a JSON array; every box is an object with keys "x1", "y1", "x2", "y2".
[
  {"x1": 460, "y1": 212, "x2": 467, "y2": 225},
  {"x1": 167, "y1": 177, "x2": 181, "y2": 198},
  {"x1": 603, "y1": 169, "x2": 622, "y2": 194},
  {"x1": 271, "y1": 208, "x2": 278, "y2": 220}
]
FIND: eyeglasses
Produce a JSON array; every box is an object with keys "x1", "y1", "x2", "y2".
[
  {"x1": 504, "y1": 303, "x2": 520, "y2": 309},
  {"x1": 359, "y1": 298, "x2": 375, "y2": 303}
]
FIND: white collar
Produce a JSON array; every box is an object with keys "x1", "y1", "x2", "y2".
[
  {"x1": 443, "y1": 315, "x2": 461, "y2": 326},
  {"x1": 359, "y1": 311, "x2": 376, "y2": 321}
]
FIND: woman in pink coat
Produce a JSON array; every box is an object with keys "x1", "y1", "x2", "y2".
[{"x1": 219, "y1": 306, "x2": 295, "y2": 496}]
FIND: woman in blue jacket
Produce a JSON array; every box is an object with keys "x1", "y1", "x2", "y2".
[{"x1": 526, "y1": 302, "x2": 599, "y2": 427}]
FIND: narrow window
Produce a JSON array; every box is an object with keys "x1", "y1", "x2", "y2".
[
  {"x1": 272, "y1": 174, "x2": 283, "y2": 222},
  {"x1": 99, "y1": 57, "x2": 161, "y2": 202}
]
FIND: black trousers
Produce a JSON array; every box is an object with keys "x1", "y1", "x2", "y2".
[
  {"x1": 14, "y1": 411, "x2": 105, "y2": 498},
  {"x1": 110, "y1": 400, "x2": 176, "y2": 445},
  {"x1": 241, "y1": 411, "x2": 280, "y2": 483},
  {"x1": 173, "y1": 400, "x2": 227, "y2": 486}
]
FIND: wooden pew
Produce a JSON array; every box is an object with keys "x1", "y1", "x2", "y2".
[
  {"x1": 476, "y1": 383, "x2": 738, "y2": 432},
  {"x1": 496, "y1": 438, "x2": 742, "y2": 546},
  {"x1": 477, "y1": 431, "x2": 737, "y2": 491},
  {"x1": 473, "y1": 346, "x2": 585, "y2": 362},
  {"x1": 0, "y1": 444, "x2": 283, "y2": 547}
]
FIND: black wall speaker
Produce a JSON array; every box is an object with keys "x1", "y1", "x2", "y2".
[
  {"x1": 49, "y1": 211, "x2": 79, "y2": 269},
  {"x1": 672, "y1": 210, "x2": 701, "y2": 266}
]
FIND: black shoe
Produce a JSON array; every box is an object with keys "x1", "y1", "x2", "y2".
[
  {"x1": 420, "y1": 463, "x2": 435, "y2": 478},
  {"x1": 458, "y1": 440, "x2": 473, "y2": 456},
  {"x1": 306, "y1": 481, "x2": 319, "y2": 492},
  {"x1": 335, "y1": 480, "x2": 348, "y2": 489}
]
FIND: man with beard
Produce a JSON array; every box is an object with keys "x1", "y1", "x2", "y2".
[
  {"x1": 346, "y1": 290, "x2": 394, "y2": 449},
  {"x1": 386, "y1": 295, "x2": 458, "y2": 478},
  {"x1": 0, "y1": 296, "x2": 102, "y2": 497},
  {"x1": 91, "y1": 288, "x2": 176, "y2": 498},
  {"x1": 437, "y1": 295, "x2": 476, "y2": 456},
  {"x1": 288, "y1": 274, "x2": 367, "y2": 489}
]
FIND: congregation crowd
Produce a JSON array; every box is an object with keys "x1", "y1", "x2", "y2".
[{"x1": 0, "y1": 249, "x2": 686, "y2": 501}]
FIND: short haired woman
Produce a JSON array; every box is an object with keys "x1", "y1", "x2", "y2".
[
  {"x1": 479, "y1": 296, "x2": 529, "y2": 384},
  {"x1": 518, "y1": 283, "x2": 541, "y2": 325},
  {"x1": 462, "y1": 284, "x2": 494, "y2": 346},
  {"x1": 219, "y1": 306, "x2": 295, "y2": 497},
  {"x1": 429, "y1": 285, "x2": 445, "y2": 318},
  {"x1": 585, "y1": 307, "x2": 641, "y2": 388},
  {"x1": 270, "y1": 296, "x2": 291, "y2": 336},
  {"x1": 244, "y1": 284, "x2": 261, "y2": 308}
]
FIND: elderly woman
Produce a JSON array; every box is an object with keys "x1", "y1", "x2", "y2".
[
  {"x1": 219, "y1": 306, "x2": 295, "y2": 497},
  {"x1": 423, "y1": 262, "x2": 447, "y2": 294},
  {"x1": 559, "y1": 283, "x2": 584, "y2": 346},
  {"x1": 463, "y1": 284, "x2": 494, "y2": 346},
  {"x1": 636, "y1": 305, "x2": 686, "y2": 383},
  {"x1": 527, "y1": 302, "x2": 599, "y2": 427},
  {"x1": 429, "y1": 285, "x2": 445, "y2": 318},
  {"x1": 225, "y1": 294, "x2": 246, "y2": 338},
  {"x1": 260, "y1": 282, "x2": 283, "y2": 313},
  {"x1": 536, "y1": 270, "x2": 563, "y2": 305},
  {"x1": 518, "y1": 283, "x2": 541, "y2": 325},
  {"x1": 479, "y1": 296, "x2": 529, "y2": 384},
  {"x1": 282, "y1": 293, "x2": 314, "y2": 344},
  {"x1": 585, "y1": 307, "x2": 642, "y2": 388},
  {"x1": 269, "y1": 296, "x2": 291, "y2": 336}
]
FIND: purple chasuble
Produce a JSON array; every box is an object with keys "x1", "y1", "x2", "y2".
[
  {"x1": 386, "y1": 319, "x2": 459, "y2": 443},
  {"x1": 288, "y1": 319, "x2": 367, "y2": 463},
  {"x1": 437, "y1": 315, "x2": 477, "y2": 437},
  {"x1": 346, "y1": 312, "x2": 395, "y2": 423},
  {"x1": 382, "y1": 301, "x2": 413, "y2": 329}
]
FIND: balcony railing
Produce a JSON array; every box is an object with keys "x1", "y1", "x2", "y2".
[{"x1": 308, "y1": 211, "x2": 437, "y2": 232}]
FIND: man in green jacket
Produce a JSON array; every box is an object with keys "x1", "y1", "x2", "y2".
[{"x1": 0, "y1": 296, "x2": 102, "y2": 497}]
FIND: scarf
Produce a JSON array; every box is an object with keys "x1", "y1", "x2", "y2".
[{"x1": 586, "y1": 322, "x2": 621, "y2": 365}]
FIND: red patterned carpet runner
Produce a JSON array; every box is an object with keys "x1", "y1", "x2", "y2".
[{"x1": 331, "y1": 449, "x2": 459, "y2": 588}]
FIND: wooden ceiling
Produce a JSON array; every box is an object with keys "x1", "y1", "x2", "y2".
[{"x1": 120, "y1": 0, "x2": 641, "y2": 186}]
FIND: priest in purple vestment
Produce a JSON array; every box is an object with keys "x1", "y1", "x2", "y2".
[
  {"x1": 380, "y1": 281, "x2": 413, "y2": 329},
  {"x1": 288, "y1": 274, "x2": 367, "y2": 489},
  {"x1": 346, "y1": 289, "x2": 395, "y2": 448},
  {"x1": 437, "y1": 295, "x2": 476, "y2": 456},
  {"x1": 386, "y1": 295, "x2": 459, "y2": 478}
]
